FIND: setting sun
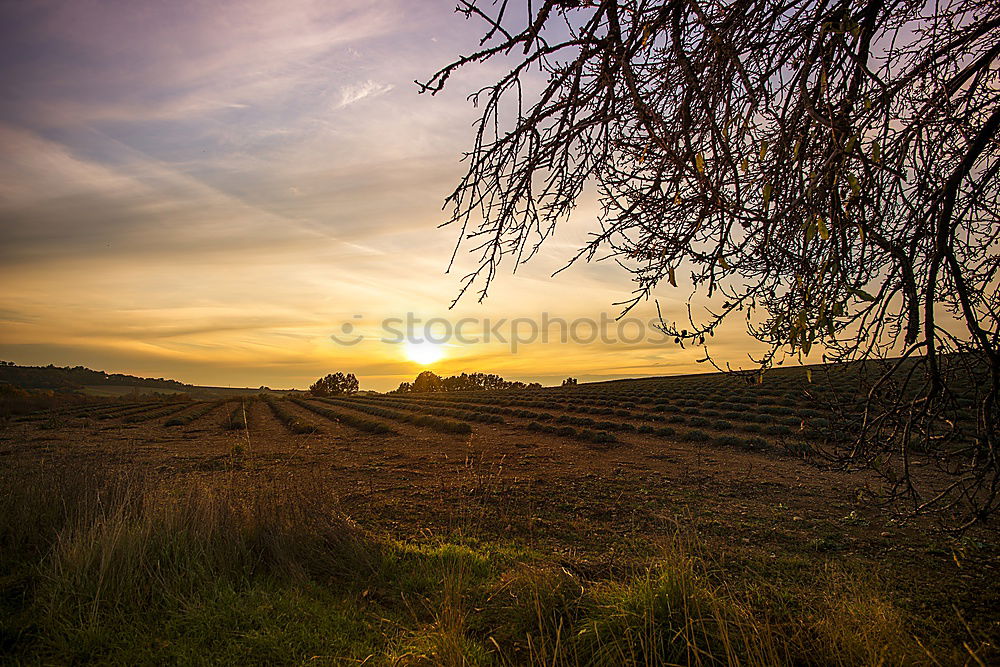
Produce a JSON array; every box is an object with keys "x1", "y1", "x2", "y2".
[{"x1": 404, "y1": 341, "x2": 445, "y2": 366}]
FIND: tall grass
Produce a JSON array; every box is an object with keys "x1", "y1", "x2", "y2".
[{"x1": 0, "y1": 464, "x2": 972, "y2": 665}]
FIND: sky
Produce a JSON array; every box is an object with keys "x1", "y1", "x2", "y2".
[{"x1": 0, "y1": 0, "x2": 767, "y2": 391}]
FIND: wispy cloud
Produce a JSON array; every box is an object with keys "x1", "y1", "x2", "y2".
[
  {"x1": 0, "y1": 0, "x2": 725, "y2": 389},
  {"x1": 335, "y1": 80, "x2": 395, "y2": 110}
]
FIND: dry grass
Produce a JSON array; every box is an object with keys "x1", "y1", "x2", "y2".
[{"x1": 0, "y1": 461, "x2": 979, "y2": 665}]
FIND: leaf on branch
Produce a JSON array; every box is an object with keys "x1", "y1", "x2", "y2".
[
  {"x1": 759, "y1": 140, "x2": 768, "y2": 161},
  {"x1": 847, "y1": 173, "x2": 860, "y2": 196},
  {"x1": 668, "y1": 266, "x2": 677, "y2": 287},
  {"x1": 805, "y1": 220, "x2": 817, "y2": 243},
  {"x1": 695, "y1": 153, "x2": 705, "y2": 174},
  {"x1": 817, "y1": 216, "x2": 829, "y2": 240},
  {"x1": 850, "y1": 287, "x2": 877, "y2": 302}
]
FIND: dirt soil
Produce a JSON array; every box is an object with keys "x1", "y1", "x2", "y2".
[{"x1": 2, "y1": 398, "x2": 997, "y2": 644}]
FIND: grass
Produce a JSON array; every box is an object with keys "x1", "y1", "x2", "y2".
[{"x1": 0, "y1": 464, "x2": 963, "y2": 666}]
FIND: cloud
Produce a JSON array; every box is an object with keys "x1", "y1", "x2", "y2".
[
  {"x1": 334, "y1": 80, "x2": 395, "y2": 110},
  {"x1": 0, "y1": 0, "x2": 755, "y2": 390}
]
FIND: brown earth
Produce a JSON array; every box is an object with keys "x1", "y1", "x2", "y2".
[{"x1": 1, "y1": 397, "x2": 997, "y2": 646}]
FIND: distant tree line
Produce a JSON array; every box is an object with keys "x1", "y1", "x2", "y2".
[
  {"x1": 0, "y1": 363, "x2": 190, "y2": 390},
  {"x1": 309, "y1": 372, "x2": 360, "y2": 396},
  {"x1": 392, "y1": 371, "x2": 541, "y2": 394}
]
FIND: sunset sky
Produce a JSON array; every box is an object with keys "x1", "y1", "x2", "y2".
[{"x1": 0, "y1": 0, "x2": 766, "y2": 391}]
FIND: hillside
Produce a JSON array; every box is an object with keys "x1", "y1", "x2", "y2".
[{"x1": 0, "y1": 362, "x2": 193, "y2": 391}]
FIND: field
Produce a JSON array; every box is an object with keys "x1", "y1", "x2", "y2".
[{"x1": 1, "y1": 368, "x2": 997, "y2": 665}]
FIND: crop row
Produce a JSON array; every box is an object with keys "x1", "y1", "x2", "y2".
[
  {"x1": 524, "y1": 421, "x2": 618, "y2": 446},
  {"x1": 165, "y1": 401, "x2": 224, "y2": 427},
  {"x1": 377, "y1": 395, "x2": 557, "y2": 424},
  {"x1": 397, "y1": 390, "x2": 825, "y2": 417},
  {"x1": 102, "y1": 402, "x2": 179, "y2": 421},
  {"x1": 382, "y1": 392, "x2": 821, "y2": 452},
  {"x1": 290, "y1": 398, "x2": 395, "y2": 434},
  {"x1": 19, "y1": 401, "x2": 119, "y2": 421},
  {"x1": 264, "y1": 397, "x2": 321, "y2": 434},
  {"x1": 351, "y1": 396, "x2": 504, "y2": 424},
  {"x1": 79, "y1": 402, "x2": 161, "y2": 420},
  {"x1": 319, "y1": 398, "x2": 472, "y2": 435},
  {"x1": 373, "y1": 395, "x2": 636, "y2": 440},
  {"x1": 122, "y1": 402, "x2": 192, "y2": 424},
  {"x1": 223, "y1": 402, "x2": 251, "y2": 431},
  {"x1": 396, "y1": 392, "x2": 832, "y2": 433}
]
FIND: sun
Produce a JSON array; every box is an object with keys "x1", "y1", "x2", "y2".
[{"x1": 404, "y1": 341, "x2": 445, "y2": 366}]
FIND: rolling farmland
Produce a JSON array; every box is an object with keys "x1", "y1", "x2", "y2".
[{"x1": 1, "y1": 367, "x2": 995, "y2": 664}]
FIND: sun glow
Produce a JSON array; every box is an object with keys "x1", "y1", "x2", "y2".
[{"x1": 404, "y1": 341, "x2": 445, "y2": 366}]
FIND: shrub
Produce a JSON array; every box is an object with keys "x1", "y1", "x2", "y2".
[
  {"x1": 713, "y1": 435, "x2": 745, "y2": 448},
  {"x1": 586, "y1": 431, "x2": 618, "y2": 445},
  {"x1": 682, "y1": 430, "x2": 711, "y2": 442}
]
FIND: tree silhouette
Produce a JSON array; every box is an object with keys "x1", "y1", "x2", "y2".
[
  {"x1": 424, "y1": 0, "x2": 1000, "y2": 525},
  {"x1": 395, "y1": 371, "x2": 539, "y2": 392},
  {"x1": 309, "y1": 372, "x2": 360, "y2": 396},
  {"x1": 412, "y1": 371, "x2": 446, "y2": 393}
]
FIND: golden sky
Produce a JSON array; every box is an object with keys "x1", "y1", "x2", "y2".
[{"x1": 0, "y1": 0, "x2": 768, "y2": 391}]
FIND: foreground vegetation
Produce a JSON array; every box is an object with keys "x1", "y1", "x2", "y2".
[{"x1": 0, "y1": 464, "x2": 985, "y2": 666}]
